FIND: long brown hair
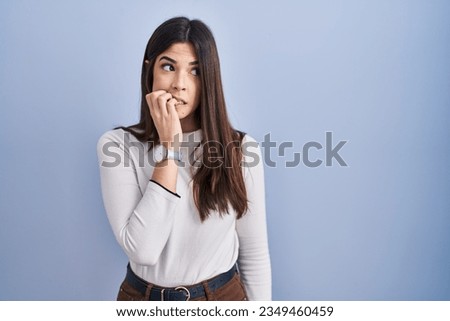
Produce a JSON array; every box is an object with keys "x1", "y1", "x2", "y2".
[{"x1": 115, "y1": 17, "x2": 248, "y2": 221}]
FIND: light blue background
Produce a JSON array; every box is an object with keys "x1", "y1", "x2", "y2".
[{"x1": 1, "y1": 0, "x2": 449, "y2": 300}]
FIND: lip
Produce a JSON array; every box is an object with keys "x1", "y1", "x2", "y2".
[{"x1": 172, "y1": 96, "x2": 187, "y2": 104}]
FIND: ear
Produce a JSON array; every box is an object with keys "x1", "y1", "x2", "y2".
[{"x1": 144, "y1": 59, "x2": 150, "y2": 65}]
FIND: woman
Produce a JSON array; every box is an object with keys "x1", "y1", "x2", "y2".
[{"x1": 96, "y1": 16, "x2": 271, "y2": 301}]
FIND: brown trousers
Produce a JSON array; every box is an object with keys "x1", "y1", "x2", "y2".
[{"x1": 117, "y1": 273, "x2": 248, "y2": 301}]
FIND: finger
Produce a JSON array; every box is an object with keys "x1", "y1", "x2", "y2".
[
  {"x1": 146, "y1": 91, "x2": 167, "y2": 111},
  {"x1": 146, "y1": 94, "x2": 159, "y2": 120},
  {"x1": 156, "y1": 93, "x2": 173, "y2": 118},
  {"x1": 149, "y1": 89, "x2": 167, "y2": 98},
  {"x1": 146, "y1": 91, "x2": 165, "y2": 107},
  {"x1": 167, "y1": 98, "x2": 180, "y2": 121},
  {"x1": 167, "y1": 101, "x2": 182, "y2": 141},
  {"x1": 166, "y1": 98, "x2": 178, "y2": 114}
]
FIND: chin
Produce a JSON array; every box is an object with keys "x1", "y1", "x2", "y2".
[{"x1": 176, "y1": 108, "x2": 191, "y2": 119}]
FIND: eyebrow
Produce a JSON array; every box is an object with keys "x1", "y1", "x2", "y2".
[{"x1": 159, "y1": 56, "x2": 198, "y2": 65}]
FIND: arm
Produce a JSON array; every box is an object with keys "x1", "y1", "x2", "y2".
[
  {"x1": 147, "y1": 91, "x2": 183, "y2": 194},
  {"x1": 96, "y1": 131, "x2": 179, "y2": 265},
  {"x1": 236, "y1": 135, "x2": 272, "y2": 301}
]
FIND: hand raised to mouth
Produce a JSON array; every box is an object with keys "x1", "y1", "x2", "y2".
[{"x1": 146, "y1": 90, "x2": 183, "y2": 148}]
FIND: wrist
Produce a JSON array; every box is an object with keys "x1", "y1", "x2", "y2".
[
  {"x1": 160, "y1": 132, "x2": 182, "y2": 150},
  {"x1": 162, "y1": 142, "x2": 175, "y2": 150},
  {"x1": 153, "y1": 144, "x2": 183, "y2": 163}
]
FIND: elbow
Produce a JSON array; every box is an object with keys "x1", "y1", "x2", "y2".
[
  {"x1": 125, "y1": 242, "x2": 161, "y2": 266},
  {"x1": 120, "y1": 235, "x2": 163, "y2": 266},
  {"x1": 129, "y1": 253, "x2": 160, "y2": 266}
]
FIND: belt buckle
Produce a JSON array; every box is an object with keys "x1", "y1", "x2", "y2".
[{"x1": 175, "y1": 286, "x2": 191, "y2": 301}]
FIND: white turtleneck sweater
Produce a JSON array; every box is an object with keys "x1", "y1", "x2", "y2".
[{"x1": 96, "y1": 128, "x2": 271, "y2": 300}]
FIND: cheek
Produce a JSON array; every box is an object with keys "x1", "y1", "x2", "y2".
[
  {"x1": 191, "y1": 81, "x2": 201, "y2": 104},
  {"x1": 152, "y1": 74, "x2": 170, "y2": 91}
]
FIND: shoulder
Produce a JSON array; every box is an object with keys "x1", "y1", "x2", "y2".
[
  {"x1": 240, "y1": 132, "x2": 262, "y2": 157},
  {"x1": 241, "y1": 133, "x2": 258, "y2": 145},
  {"x1": 96, "y1": 128, "x2": 143, "y2": 152},
  {"x1": 96, "y1": 128, "x2": 148, "y2": 167},
  {"x1": 233, "y1": 129, "x2": 259, "y2": 146},
  {"x1": 236, "y1": 132, "x2": 263, "y2": 175},
  {"x1": 97, "y1": 128, "x2": 124, "y2": 143}
]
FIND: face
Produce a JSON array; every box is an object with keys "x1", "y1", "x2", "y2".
[{"x1": 152, "y1": 42, "x2": 201, "y2": 131}]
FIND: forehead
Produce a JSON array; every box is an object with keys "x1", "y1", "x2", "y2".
[{"x1": 159, "y1": 42, "x2": 197, "y2": 61}]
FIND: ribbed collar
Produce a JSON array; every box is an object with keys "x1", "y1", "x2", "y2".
[{"x1": 182, "y1": 128, "x2": 202, "y2": 143}]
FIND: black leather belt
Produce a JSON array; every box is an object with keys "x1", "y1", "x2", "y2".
[{"x1": 125, "y1": 263, "x2": 238, "y2": 301}]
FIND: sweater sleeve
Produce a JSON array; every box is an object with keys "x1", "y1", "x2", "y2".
[
  {"x1": 236, "y1": 135, "x2": 272, "y2": 300},
  {"x1": 96, "y1": 130, "x2": 179, "y2": 266}
]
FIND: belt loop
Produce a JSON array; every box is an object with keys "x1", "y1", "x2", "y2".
[
  {"x1": 202, "y1": 281, "x2": 215, "y2": 301},
  {"x1": 144, "y1": 284, "x2": 153, "y2": 300}
]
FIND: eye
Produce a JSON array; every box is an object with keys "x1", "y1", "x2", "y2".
[
  {"x1": 162, "y1": 64, "x2": 174, "y2": 71},
  {"x1": 191, "y1": 67, "x2": 200, "y2": 76}
]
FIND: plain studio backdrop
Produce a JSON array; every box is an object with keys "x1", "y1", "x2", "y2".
[{"x1": 1, "y1": 0, "x2": 449, "y2": 300}]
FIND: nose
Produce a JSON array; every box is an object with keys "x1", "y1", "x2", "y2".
[{"x1": 172, "y1": 72, "x2": 186, "y2": 91}]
